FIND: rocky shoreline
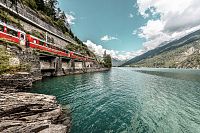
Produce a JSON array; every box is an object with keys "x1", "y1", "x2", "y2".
[
  {"x1": 0, "y1": 72, "x2": 71, "y2": 133},
  {"x1": 0, "y1": 68, "x2": 110, "y2": 132},
  {"x1": 0, "y1": 92, "x2": 71, "y2": 133}
]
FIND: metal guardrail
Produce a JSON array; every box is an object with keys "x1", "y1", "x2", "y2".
[{"x1": 0, "y1": 0, "x2": 77, "y2": 44}]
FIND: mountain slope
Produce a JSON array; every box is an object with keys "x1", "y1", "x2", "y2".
[
  {"x1": 129, "y1": 41, "x2": 200, "y2": 68},
  {"x1": 121, "y1": 29, "x2": 200, "y2": 67},
  {"x1": 112, "y1": 59, "x2": 127, "y2": 67}
]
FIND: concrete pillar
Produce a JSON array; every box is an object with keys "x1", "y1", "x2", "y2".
[
  {"x1": 70, "y1": 59, "x2": 75, "y2": 71},
  {"x1": 50, "y1": 58, "x2": 56, "y2": 69},
  {"x1": 82, "y1": 61, "x2": 86, "y2": 68},
  {"x1": 55, "y1": 57, "x2": 62, "y2": 76}
]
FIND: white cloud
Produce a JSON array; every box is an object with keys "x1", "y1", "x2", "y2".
[
  {"x1": 65, "y1": 12, "x2": 76, "y2": 25},
  {"x1": 136, "y1": 0, "x2": 200, "y2": 50},
  {"x1": 129, "y1": 13, "x2": 134, "y2": 18},
  {"x1": 132, "y1": 30, "x2": 137, "y2": 35},
  {"x1": 100, "y1": 35, "x2": 118, "y2": 41},
  {"x1": 84, "y1": 40, "x2": 144, "y2": 60}
]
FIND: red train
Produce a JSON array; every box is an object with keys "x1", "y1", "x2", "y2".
[{"x1": 0, "y1": 21, "x2": 95, "y2": 62}]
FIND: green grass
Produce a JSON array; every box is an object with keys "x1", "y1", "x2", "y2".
[
  {"x1": 0, "y1": 47, "x2": 11, "y2": 74},
  {"x1": 0, "y1": 10, "x2": 23, "y2": 30}
]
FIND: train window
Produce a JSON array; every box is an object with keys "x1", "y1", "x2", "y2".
[
  {"x1": 7, "y1": 28, "x2": 18, "y2": 37},
  {"x1": 33, "y1": 39, "x2": 36, "y2": 44},
  {"x1": 51, "y1": 38, "x2": 54, "y2": 43},
  {"x1": 39, "y1": 41, "x2": 44, "y2": 46},
  {"x1": 0, "y1": 25, "x2": 3, "y2": 31},
  {"x1": 47, "y1": 36, "x2": 55, "y2": 43},
  {"x1": 20, "y1": 34, "x2": 25, "y2": 40}
]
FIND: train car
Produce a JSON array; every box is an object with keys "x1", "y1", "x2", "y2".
[
  {"x1": 57, "y1": 47, "x2": 70, "y2": 58},
  {"x1": 26, "y1": 34, "x2": 70, "y2": 58},
  {"x1": 75, "y1": 53, "x2": 84, "y2": 61},
  {"x1": 0, "y1": 21, "x2": 26, "y2": 46},
  {"x1": 69, "y1": 51, "x2": 76, "y2": 59},
  {"x1": 71, "y1": 52, "x2": 87, "y2": 61},
  {"x1": 0, "y1": 21, "x2": 95, "y2": 62}
]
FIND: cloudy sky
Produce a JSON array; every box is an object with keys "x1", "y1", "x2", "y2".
[{"x1": 59, "y1": 0, "x2": 200, "y2": 60}]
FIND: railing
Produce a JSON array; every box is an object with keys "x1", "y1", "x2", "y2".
[{"x1": 0, "y1": 0, "x2": 76, "y2": 44}]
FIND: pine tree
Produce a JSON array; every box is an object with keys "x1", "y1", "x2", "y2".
[
  {"x1": 103, "y1": 51, "x2": 112, "y2": 68},
  {"x1": 45, "y1": 0, "x2": 58, "y2": 20},
  {"x1": 35, "y1": 0, "x2": 45, "y2": 11}
]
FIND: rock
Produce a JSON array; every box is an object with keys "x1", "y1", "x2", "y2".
[
  {"x1": 0, "y1": 73, "x2": 33, "y2": 92},
  {"x1": 184, "y1": 47, "x2": 195, "y2": 56},
  {"x1": 0, "y1": 92, "x2": 71, "y2": 133},
  {"x1": 9, "y1": 57, "x2": 20, "y2": 67}
]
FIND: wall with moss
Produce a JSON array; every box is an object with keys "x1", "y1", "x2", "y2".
[{"x1": 0, "y1": 41, "x2": 41, "y2": 80}]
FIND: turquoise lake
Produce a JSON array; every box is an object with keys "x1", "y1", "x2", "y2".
[{"x1": 30, "y1": 68, "x2": 200, "y2": 133}]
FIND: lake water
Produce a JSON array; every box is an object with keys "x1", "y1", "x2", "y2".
[{"x1": 30, "y1": 68, "x2": 200, "y2": 133}]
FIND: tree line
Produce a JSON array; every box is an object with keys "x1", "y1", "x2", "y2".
[{"x1": 103, "y1": 51, "x2": 112, "y2": 68}]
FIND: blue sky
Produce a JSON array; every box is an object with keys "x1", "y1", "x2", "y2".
[{"x1": 58, "y1": 0, "x2": 200, "y2": 60}]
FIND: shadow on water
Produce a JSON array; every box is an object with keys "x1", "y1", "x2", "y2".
[{"x1": 134, "y1": 69, "x2": 200, "y2": 82}]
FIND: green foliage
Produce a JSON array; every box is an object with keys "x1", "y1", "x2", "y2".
[
  {"x1": 31, "y1": 30, "x2": 46, "y2": 40},
  {"x1": 35, "y1": 0, "x2": 45, "y2": 11},
  {"x1": 22, "y1": 0, "x2": 37, "y2": 10},
  {"x1": 44, "y1": 0, "x2": 58, "y2": 19},
  {"x1": 54, "y1": 19, "x2": 67, "y2": 33},
  {"x1": 0, "y1": 38, "x2": 22, "y2": 50},
  {"x1": 68, "y1": 29, "x2": 74, "y2": 38},
  {"x1": 0, "y1": 47, "x2": 30, "y2": 74},
  {"x1": 103, "y1": 54, "x2": 112, "y2": 68},
  {"x1": 0, "y1": 10, "x2": 22, "y2": 29},
  {"x1": 0, "y1": 47, "x2": 11, "y2": 74},
  {"x1": 65, "y1": 43, "x2": 96, "y2": 58}
]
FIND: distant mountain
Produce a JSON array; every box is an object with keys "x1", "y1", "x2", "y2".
[
  {"x1": 121, "y1": 29, "x2": 200, "y2": 68},
  {"x1": 112, "y1": 58, "x2": 127, "y2": 67}
]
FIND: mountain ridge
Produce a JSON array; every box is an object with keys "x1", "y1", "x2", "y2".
[{"x1": 121, "y1": 29, "x2": 200, "y2": 67}]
